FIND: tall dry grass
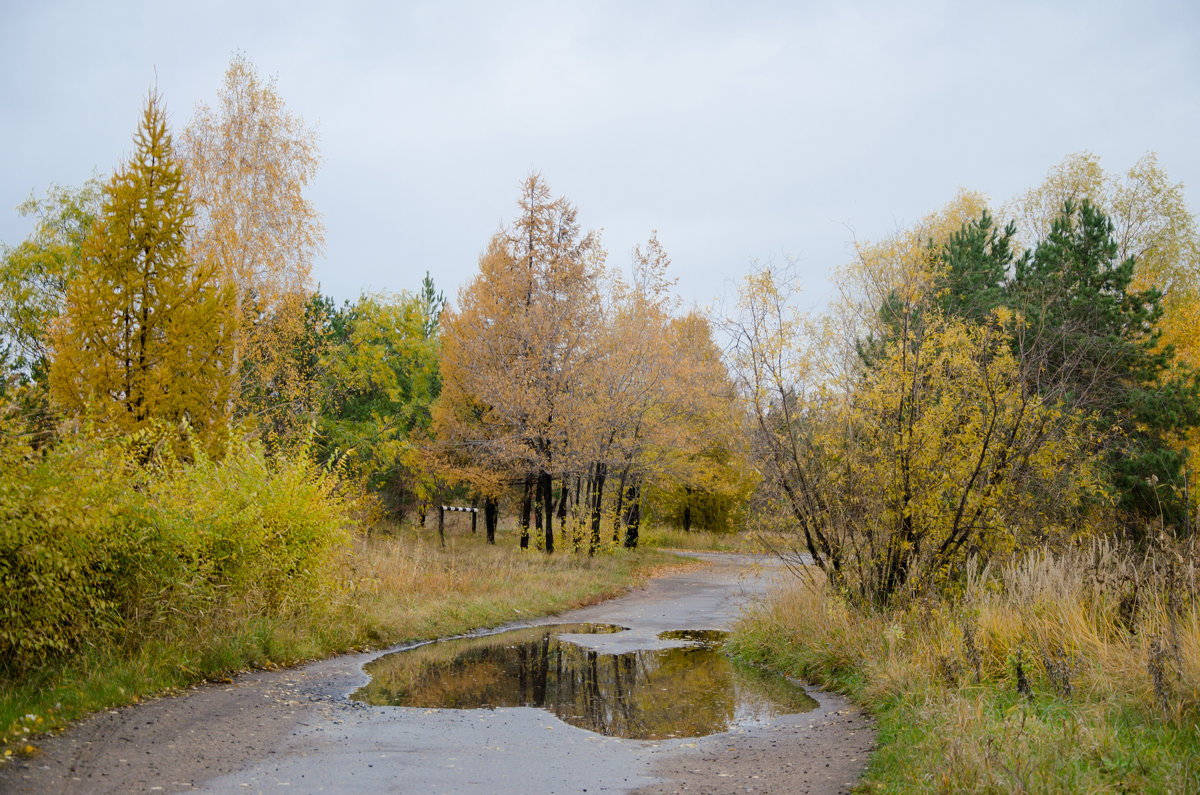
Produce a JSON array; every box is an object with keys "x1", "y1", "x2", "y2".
[{"x1": 731, "y1": 536, "x2": 1200, "y2": 792}]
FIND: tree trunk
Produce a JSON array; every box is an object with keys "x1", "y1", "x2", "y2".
[
  {"x1": 613, "y1": 468, "x2": 628, "y2": 543},
  {"x1": 540, "y1": 470, "x2": 555, "y2": 554},
  {"x1": 557, "y1": 481, "x2": 570, "y2": 548},
  {"x1": 623, "y1": 480, "x2": 641, "y2": 549},
  {"x1": 580, "y1": 466, "x2": 594, "y2": 546},
  {"x1": 520, "y1": 475, "x2": 533, "y2": 549},
  {"x1": 485, "y1": 495, "x2": 498, "y2": 545},
  {"x1": 589, "y1": 462, "x2": 606, "y2": 556}
]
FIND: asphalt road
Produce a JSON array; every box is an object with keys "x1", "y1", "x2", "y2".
[{"x1": 0, "y1": 553, "x2": 873, "y2": 794}]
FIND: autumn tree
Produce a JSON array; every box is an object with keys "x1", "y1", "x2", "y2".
[
  {"x1": 49, "y1": 92, "x2": 231, "y2": 445},
  {"x1": 557, "y1": 236, "x2": 678, "y2": 552},
  {"x1": 641, "y1": 312, "x2": 752, "y2": 537},
  {"x1": 728, "y1": 261, "x2": 1102, "y2": 605},
  {"x1": 437, "y1": 174, "x2": 604, "y2": 552},
  {"x1": 315, "y1": 289, "x2": 442, "y2": 517},
  {"x1": 181, "y1": 53, "x2": 323, "y2": 443},
  {"x1": 0, "y1": 179, "x2": 103, "y2": 382}
]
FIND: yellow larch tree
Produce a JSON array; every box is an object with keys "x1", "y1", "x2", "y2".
[
  {"x1": 49, "y1": 92, "x2": 231, "y2": 446},
  {"x1": 436, "y1": 174, "x2": 604, "y2": 552}
]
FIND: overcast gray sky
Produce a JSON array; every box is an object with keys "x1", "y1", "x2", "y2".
[{"x1": 3, "y1": 1, "x2": 1198, "y2": 313}]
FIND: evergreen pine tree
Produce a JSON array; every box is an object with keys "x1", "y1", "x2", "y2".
[
  {"x1": 934, "y1": 209, "x2": 1021, "y2": 323},
  {"x1": 1010, "y1": 200, "x2": 1200, "y2": 527}
]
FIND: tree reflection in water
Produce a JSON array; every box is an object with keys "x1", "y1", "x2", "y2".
[{"x1": 353, "y1": 624, "x2": 817, "y2": 739}]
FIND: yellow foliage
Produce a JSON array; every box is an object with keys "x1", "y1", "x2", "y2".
[
  {"x1": 729, "y1": 261, "x2": 1107, "y2": 605},
  {"x1": 48, "y1": 92, "x2": 232, "y2": 449},
  {"x1": 0, "y1": 415, "x2": 355, "y2": 675},
  {"x1": 182, "y1": 54, "x2": 325, "y2": 444}
]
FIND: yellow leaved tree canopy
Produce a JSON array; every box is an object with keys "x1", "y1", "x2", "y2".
[{"x1": 49, "y1": 92, "x2": 232, "y2": 448}]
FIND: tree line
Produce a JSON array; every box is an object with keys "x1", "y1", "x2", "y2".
[
  {"x1": 0, "y1": 56, "x2": 749, "y2": 560},
  {"x1": 4, "y1": 52, "x2": 1198, "y2": 588}
]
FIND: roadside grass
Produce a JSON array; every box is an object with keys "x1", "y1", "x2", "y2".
[
  {"x1": 0, "y1": 522, "x2": 690, "y2": 759},
  {"x1": 639, "y1": 524, "x2": 757, "y2": 552},
  {"x1": 729, "y1": 540, "x2": 1200, "y2": 793}
]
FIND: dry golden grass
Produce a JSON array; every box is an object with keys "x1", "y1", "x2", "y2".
[
  {"x1": 335, "y1": 522, "x2": 693, "y2": 646},
  {"x1": 731, "y1": 537, "x2": 1200, "y2": 792}
]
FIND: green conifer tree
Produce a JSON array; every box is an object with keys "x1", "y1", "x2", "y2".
[
  {"x1": 1011, "y1": 200, "x2": 1200, "y2": 527},
  {"x1": 934, "y1": 209, "x2": 1021, "y2": 323}
]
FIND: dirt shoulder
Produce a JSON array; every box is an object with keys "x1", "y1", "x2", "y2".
[{"x1": 0, "y1": 553, "x2": 873, "y2": 794}]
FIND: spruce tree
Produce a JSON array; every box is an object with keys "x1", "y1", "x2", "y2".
[{"x1": 49, "y1": 92, "x2": 231, "y2": 446}]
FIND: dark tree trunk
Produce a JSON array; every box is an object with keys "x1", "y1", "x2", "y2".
[
  {"x1": 557, "y1": 481, "x2": 570, "y2": 548},
  {"x1": 540, "y1": 470, "x2": 555, "y2": 554},
  {"x1": 613, "y1": 469, "x2": 628, "y2": 543},
  {"x1": 623, "y1": 480, "x2": 641, "y2": 549},
  {"x1": 520, "y1": 475, "x2": 533, "y2": 549},
  {"x1": 589, "y1": 462, "x2": 606, "y2": 556},
  {"x1": 438, "y1": 504, "x2": 445, "y2": 548},
  {"x1": 485, "y1": 495, "x2": 498, "y2": 545},
  {"x1": 581, "y1": 466, "x2": 594, "y2": 545}
]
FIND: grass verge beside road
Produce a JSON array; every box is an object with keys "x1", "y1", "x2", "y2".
[
  {"x1": 729, "y1": 542, "x2": 1199, "y2": 793},
  {"x1": 1, "y1": 525, "x2": 693, "y2": 759}
]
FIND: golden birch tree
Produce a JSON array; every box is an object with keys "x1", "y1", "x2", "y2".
[
  {"x1": 181, "y1": 53, "x2": 324, "y2": 442},
  {"x1": 49, "y1": 93, "x2": 231, "y2": 446}
]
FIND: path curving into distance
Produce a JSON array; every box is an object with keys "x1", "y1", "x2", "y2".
[{"x1": 0, "y1": 553, "x2": 873, "y2": 794}]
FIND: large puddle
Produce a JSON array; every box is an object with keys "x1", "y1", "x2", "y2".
[{"x1": 352, "y1": 624, "x2": 817, "y2": 739}]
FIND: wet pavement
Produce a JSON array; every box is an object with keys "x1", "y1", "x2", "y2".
[
  {"x1": 0, "y1": 553, "x2": 874, "y2": 794},
  {"x1": 352, "y1": 623, "x2": 818, "y2": 739}
]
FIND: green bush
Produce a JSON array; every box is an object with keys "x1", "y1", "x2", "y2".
[{"x1": 0, "y1": 420, "x2": 354, "y2": 676}]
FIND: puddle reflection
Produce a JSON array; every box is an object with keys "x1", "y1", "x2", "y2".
[{"x1": 353, "y1": 624, "x2": 817, "y2": 739}]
